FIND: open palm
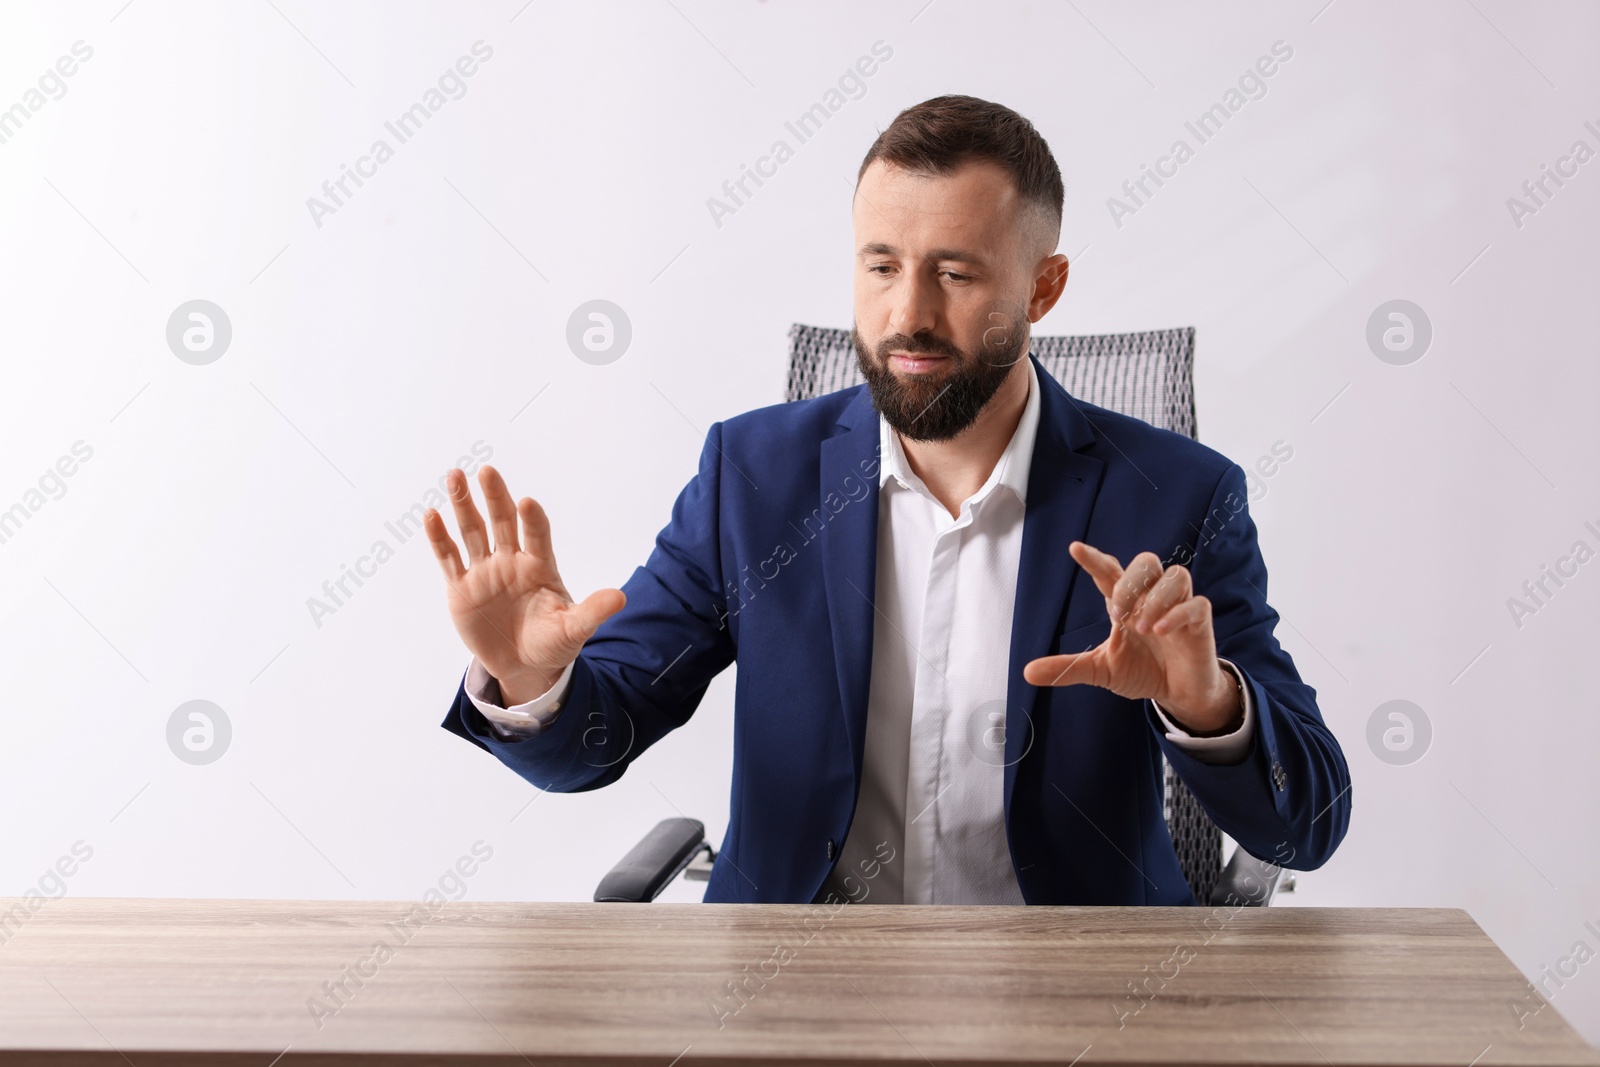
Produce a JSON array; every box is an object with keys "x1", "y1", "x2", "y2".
[{"x1": 424, "y1": 465, "x2": 624, "y2": 704}]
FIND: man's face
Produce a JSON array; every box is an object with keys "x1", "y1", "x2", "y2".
[{"x1": 851, "y1": 158, "x2": 1044, "y2": 442}]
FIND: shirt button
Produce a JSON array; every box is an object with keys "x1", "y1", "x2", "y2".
[
  {"x1": 826, "y1": 839, "x2": 836, "y2": 861},
  {"x1": 1271, "y1": 761, "x2": 1287, "y2": 791}
]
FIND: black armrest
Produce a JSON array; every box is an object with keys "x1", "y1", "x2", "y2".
[
  {"x1": 1208, "y1": 845, "x2": 1285, "y2": 907},
  {"x1": 594, "y1": 817, "x2": 707, "y2": 902}
]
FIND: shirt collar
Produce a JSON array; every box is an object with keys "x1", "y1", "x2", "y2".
[{"x1": 878, "y1": 354, "x2": 1041, "y2": 508}]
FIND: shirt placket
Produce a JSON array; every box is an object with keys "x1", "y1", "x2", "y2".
[{"x1": 903, "y1": 500, "x2": 977, "y2": 904}]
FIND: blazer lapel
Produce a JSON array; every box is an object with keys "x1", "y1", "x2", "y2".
[
  {"x1": 818, "y1": 387, "x2": 883, "y2": 787},
  {"x1": 1004, "y1": 356, "x2": 1107, "y2": 817}
]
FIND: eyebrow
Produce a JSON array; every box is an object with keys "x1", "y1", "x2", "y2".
[{"x1": 857, "y1": 241, "x2": 988, "y2": 267}]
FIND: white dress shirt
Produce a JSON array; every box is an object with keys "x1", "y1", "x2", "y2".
[{"x1": 463, "y1": 357, "x2": 1255, "y2": 903}]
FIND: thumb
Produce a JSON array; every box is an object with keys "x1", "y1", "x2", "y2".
[
  {"x1": 1022, "y1": 649, "x2": 1109, "y2": 689},
  {"x1": 567, "y1": 587, "x2": 627, "y2": 643}
]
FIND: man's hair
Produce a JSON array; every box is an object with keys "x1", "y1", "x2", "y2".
[{"x1": 856, "y1": 94, "x2": 1064, "y2": 256}]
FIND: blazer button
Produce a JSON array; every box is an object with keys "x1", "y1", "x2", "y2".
[{"x1": 826, "y1": 839, "x2": 836, "y2": 861}]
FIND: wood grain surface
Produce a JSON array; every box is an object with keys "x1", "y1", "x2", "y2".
[{"x1": 0, "y1": 898, "x2": 1593, "y2": 1066}]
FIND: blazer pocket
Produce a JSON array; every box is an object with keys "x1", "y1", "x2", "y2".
[{"x1": 1054, "y1": 616, "x2": 1111, "y2": 654}]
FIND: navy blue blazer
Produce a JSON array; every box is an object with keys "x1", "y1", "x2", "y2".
[{"x1": 441, "y1": 353, "x2": 1352, "y2": 905}]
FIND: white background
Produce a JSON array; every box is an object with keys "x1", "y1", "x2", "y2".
[{"x1": 1, "y1": 0, "x2": 1596, "y2": 1048}]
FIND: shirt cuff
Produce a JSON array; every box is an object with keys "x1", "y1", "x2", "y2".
[
  {"x1": 1150, "y1": 658, "x2": 1255, "y2": 765},
  {"x1": 464, "y1": 657, "x2": 575, "y2": 740}
]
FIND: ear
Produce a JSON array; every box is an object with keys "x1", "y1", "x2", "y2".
[{"x1": 1028, "y1": 252, "x2": 1070, "y2": 322}]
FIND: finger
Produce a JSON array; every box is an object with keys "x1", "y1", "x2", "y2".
[
  {"x1": 1152, "y1": 594, "x2": 1211, "y2": 636},
  {"x1": 566, "y1": 588, "x2": 627, "y2": 644},
  {"x1": 422, "y1": 507, "x2": 466, "y2": 582},
  {"x1": 478, "y1": 465, "x2": 520, "y2": 554},
  {"x1": 1068, "y1": 541, "x2": 1123, "y2": 599},
  {"x1": 517, "y1": 496, "x2": 556, "y2": 564},
  {"x1": 1110, "y1": 551, "x2": 1165, "y2": 624},
  {"x1": 1023, "y1": 649, "x2": 1110, "y2": 689},
  {"x1": 446, "y1": 468, "x2": 491, "y2": 563},
  {"x1": 1130, "y1": 564, "x2": 1192, "y2": 634}
]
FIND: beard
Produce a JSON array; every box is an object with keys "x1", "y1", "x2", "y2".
[{"x1": 852, "y1": 308, "x2": 1030, "y2": 442}]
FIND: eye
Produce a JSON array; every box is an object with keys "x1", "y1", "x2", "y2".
[
  {"x1": 943, "y1": 271, "x2": 971, "y2": 283},
  {"x1": 866, "y1": 264, "x2": 894, "y2": 275}
]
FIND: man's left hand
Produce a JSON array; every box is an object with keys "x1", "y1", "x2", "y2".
[{"x1": 1022, "y1": 541, "x2": 1242, "y2": 736}]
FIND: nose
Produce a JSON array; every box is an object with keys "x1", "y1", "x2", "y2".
[{"x1": 886, "y1": 267, "x2": 939, "y2": 342}]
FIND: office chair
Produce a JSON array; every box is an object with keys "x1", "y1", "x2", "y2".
[{"x1": 595, "y1": 324, "x2": 1292, "y2": 908}]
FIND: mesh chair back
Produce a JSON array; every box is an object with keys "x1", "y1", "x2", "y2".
[{"x1": 785, "y1": 323, "x2": 1221, "y2": 905}]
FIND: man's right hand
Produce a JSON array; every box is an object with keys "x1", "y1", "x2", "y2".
[{"x1": 423, "y1": 464, "x2": 625, "y2": 707}]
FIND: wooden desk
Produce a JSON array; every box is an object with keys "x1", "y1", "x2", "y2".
[{"x1": 0, "y1": 899, "x2": 1593, "y2": 1065}]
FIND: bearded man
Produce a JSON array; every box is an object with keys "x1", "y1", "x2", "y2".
[{"x1": 429, "y1": 94, "x2": 1351, "y2": 906}]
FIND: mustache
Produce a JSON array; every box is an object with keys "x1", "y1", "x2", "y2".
[{"x1": 876, "y1": 334, "x2": 963, "y2": 360}]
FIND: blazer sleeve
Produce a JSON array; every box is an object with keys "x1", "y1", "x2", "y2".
[
  {"x1": 1146, "y1": 462, "x2": 1352, "y2": 871},
  {"x1": 438, "y1": 421, "x2": 737, "y2": 793}
]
